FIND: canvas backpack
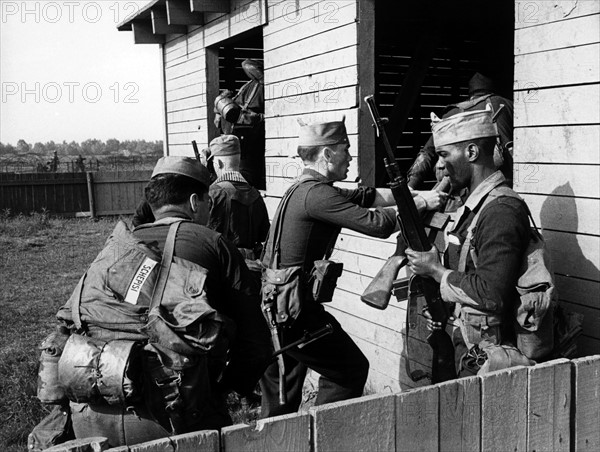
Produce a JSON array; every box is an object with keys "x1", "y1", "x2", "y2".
[
  {"x1": 41, "y1": 219, "x2": 234, "y2": 434},
  {"x1": 458, "y1": 185, "x2": 557, "y2": 361}
]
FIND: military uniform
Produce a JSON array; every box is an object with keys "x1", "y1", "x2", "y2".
[
  {"x1": 430, "y1": 108, "x2": 528, "y2": 373},
  {"x1": 207, "y1": 135, "x2": 270, "y2": 260},
  {"x1": 59, "y1": 157, "x2": 271, "y2": 446},
  {"x1": 259, "y1": 121, "x2": 397, "y2": 417}
]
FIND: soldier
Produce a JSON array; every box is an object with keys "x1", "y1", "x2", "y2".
[
  {"x1": 260, "y1": 118, "x2": 446, "y2": 417},
  {"x1": 207, "y1": 135, "x2": 270, "y2": 266},
  {"x1": 40, "y1": 156, "x2": 270, "y2": 447},
  {"x1": 406, "y1": 107, "x2": 530, "y2": 376}
]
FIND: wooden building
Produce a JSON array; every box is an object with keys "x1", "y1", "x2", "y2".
[{"x1": 118, "y1": 0, "x2": 600, "y2": 392}]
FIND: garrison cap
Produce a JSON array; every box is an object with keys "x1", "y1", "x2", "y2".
[
  {"x1": 431, "y1": 104, "x2": 499, "y2": 147},
  {"x1": 151, "y1": 156, "x2": 211, "y2": 189},
  {"x1": 297, "y1": 117, "x2": 349, "y2": 147},
  {"x1": 208, "y1": 135, "x2": 241, "y2": 160}
]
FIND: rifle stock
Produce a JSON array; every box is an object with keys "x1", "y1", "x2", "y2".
[{"x1": 361, "y1": 253, "x2": 407, "y2": 310}]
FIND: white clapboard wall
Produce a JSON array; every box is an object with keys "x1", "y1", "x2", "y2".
[
  {"x1": 262, "y1": 0, "x2": 417, "y2": 392},
  {"x1": 513, "y1": 0, "x2": 600, "y2": 355},
  {"x1": 163, "y1": 0, "x2": 268, "y2": 156},
  {"x1": 156, "y1": 0, "x2": 600, "y2": 394}
]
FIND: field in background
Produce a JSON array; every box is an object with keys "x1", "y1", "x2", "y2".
[
  {"x1": 0, "y1": 212, "x2": 265, "y2": 451},
  {"x1": 0, "y1": 212, "x2": 116, "y2": 450}
]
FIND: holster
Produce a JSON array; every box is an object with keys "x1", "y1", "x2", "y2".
[{"x1": 310, "y1": 260, "x2": 343, "y2": 303}]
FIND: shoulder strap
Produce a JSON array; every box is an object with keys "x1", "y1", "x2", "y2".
[
  {"x1": 457, "y1": 186, "x2": 530, "y2": 272},
  {"x1": 150, "y1": 221, "x2": 181, "y2": 309},
  {"x1": 242, "y1": 82, "x2": 261, "y2": 111},
  {"x1": 268, "y1": 176, "x2": 318, "y2": 268}
]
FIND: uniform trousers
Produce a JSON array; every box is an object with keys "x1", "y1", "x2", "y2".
[{"x1": 260, "y1": 302, "x2": 369, "y2": 418}]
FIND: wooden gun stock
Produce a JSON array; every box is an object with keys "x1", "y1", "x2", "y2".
[{"x1": 361, "y1": 255, "x2": 407, "y2": 309}]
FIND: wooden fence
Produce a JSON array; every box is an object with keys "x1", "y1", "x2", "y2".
[
  {"x1": 0, "y1": 171, "x2": 152, "y2": 217},
  {"x1": 49, "y1": 355, "x2": 600, "y2": 452}
]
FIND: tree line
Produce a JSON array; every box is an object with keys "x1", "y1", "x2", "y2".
[{"x1": 0, "y1": 139, "x2": 163, "y2": 158}]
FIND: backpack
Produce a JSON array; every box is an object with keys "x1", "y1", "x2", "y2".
[
  {"x1": 40, "y1": 220, "x2": 235, "y2": 434},
  {"x1": 458, "y1": 186, "x2": 557, "y2": 361}
]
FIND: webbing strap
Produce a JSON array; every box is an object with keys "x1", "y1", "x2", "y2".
[
  {"x1": 71, "y1": 273, "x2": 87, "y2": 330},
  {"x1": 458, "y1": 186, "x2": 534, "y2": 272},
  {"x1": 268, "y1": 176, "x2": 318, "y2": 269},
  {"x1": 150, "y1": 221, "x2": 181, "y2": 310}
]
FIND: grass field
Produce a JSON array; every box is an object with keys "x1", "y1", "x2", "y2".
[
  {"x1": 0, "y1": 211, "x2": 266, "y2": 451},
  {"x1": 0, "y1": 211, "x2": 116, "y2": 450}
]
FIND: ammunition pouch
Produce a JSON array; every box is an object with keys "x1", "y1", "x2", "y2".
[
  {"x1": 261, "y1": 266, "x2": 305, "y2": 326},
  {"x1": 458, "y1": 308, "x2": 503, "y2": 350},
  {"x1": 310, "y1": 260, "x2": 343, "y2": 303}
]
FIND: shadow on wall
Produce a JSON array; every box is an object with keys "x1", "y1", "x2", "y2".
[{"x1": 539, "y1": 182, "x2": 600, "y2": 355}]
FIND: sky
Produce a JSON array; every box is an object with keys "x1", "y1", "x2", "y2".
[{"x1": 0, "y1": 0, "x2": 164, "y2": 145}]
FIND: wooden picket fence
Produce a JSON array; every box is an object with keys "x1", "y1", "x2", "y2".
[
  {"x1": 49, "y1": 355, "x2": 600, "y2": 452},
  {"x1": 0, "y1": 171, "x2": 152, "y2": 217}
]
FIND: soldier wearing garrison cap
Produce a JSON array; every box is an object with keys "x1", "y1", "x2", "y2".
[
  {"x1": 259, "y1": 118, "x2": 447, "y2": 418},
  {"x1": 406, "y1": 105, "x2": 532, "y2": 377},
  {"x1": 207, "y1": 135, "x2": 270, "y2": 268},
  {"x1": 408, "y1": 72, "x2": 514, "y2": 190}
]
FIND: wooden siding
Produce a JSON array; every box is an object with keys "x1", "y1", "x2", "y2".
[
  {"x1": 513, "y1": 0, "x2": 600, "y2": 353},
  {"x1": 162, "y1": 0, "x2": 267, "y2": 156},
  {"x1": 152, "y1": 0, "x2": 600, "y2": 395},
  {"x1": 263, "y1": 0, "x2": 361, "y2": 203}
]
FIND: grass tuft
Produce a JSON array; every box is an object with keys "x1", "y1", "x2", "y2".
[{"x1": 0, "y1": 215, "x2": 115, "y2": 451}]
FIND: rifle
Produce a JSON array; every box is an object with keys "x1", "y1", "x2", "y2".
[
  {"x1": 361, "y1": 95, "x2": 456, "y2": 383},
  {"x1": 271, "y1": 324, "x2": 333, "y2": 358},
  {"x1": 191, "y1": 140, "x2": 201, "y2": 162},
  {"x1": 361, "y1": 176, "x2": 450, "y2": 310}
]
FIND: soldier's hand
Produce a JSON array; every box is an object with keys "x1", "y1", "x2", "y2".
[
  {"x1": 406, "y1": 247, "x2": 446, "y2": 282},
  {"x1": 421, "y1": 307, "x2": 455, "y2": 331},
  {"x1": 415, "y1": 189, "x2": 449, "y2": 211},
  {"x1": 421, "y1": 307, "x2": 443, "y2": 331},
  {"x1": 199, "y1": 148, "x2": 211, "y2": 166}
]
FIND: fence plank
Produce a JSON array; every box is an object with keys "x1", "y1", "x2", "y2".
[
  {"x1": 126, "y1": 430, "x2": 219, "y2": 452},
  {"x1": 310, "y1": 393, "x2": 395, "y2": 452},
  {"x1": 480, "y1": 366, "x2": 529, "y2": 451},
  {"x1": 572, "y1": 355, "x2": 600, "y2": 451},
  {"x1": 221, "y1": 412, "x2": 310, "y2": 452},
  {"x1": 438, "y1": 376, "x2": 481, "y2": 452},
  {"x1": 396, "y1": 386, "x2": 439, "y2": 452},
  {"x1": 527, "y1": 359, "x2": 571, "y2": 452}
]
